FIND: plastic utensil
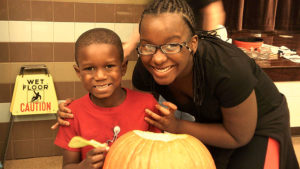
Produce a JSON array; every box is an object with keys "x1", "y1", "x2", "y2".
[{"x1": 68, "y1": 136, "x2": 108, "y2": 149}]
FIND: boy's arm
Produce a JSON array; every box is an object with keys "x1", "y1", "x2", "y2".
[
  {"x1": 63, "y1": 148, "x2": 108, "y2": 169},
  {"x1": 62, "y1": 150, "x2": 81, "y2": 169}
]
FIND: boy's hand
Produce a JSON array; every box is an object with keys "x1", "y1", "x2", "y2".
[
  {"x1": 80, "y1": 147, "x2": 108, "y2": 169},
  {"x1": 51, "y1": 98, "x2": 74, "y2": 130},
  {"x1": 145, "y1": 101, "x2": 180, "y2": 133}
]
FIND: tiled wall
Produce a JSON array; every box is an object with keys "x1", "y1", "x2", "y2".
[
  {"x1": 0, "y1": 120, "x2": 61, "y2": 160},
  {"x1": 0, "y1": 0, "x2": 150, "y2": 160},
  {"x1": 275, "y1": 82, "x2": 300, "y2": 127}
]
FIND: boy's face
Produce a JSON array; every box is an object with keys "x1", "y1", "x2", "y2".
[{"x1": 74, "y1": 43, "x2": 126, "y2": 101}]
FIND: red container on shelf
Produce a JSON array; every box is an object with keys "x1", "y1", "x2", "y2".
[{"x1": 233, "y1": 37, "x2": 264, "y2": 51}]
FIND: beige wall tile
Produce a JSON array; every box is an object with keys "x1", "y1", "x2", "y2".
[
  {"x1": 74, "y1": 23, "x2": 95, "y2": 41},
  {"x1": 114, "y1": 23, "x2": 135, "y2": 42},
  {"x1": 123, "y1": 60, "x2": 136, "y2": 80},
  {"x1": 275, "y1": 81, "x2": 300, "y2": 97},
  {"x1": 9, "y1": 21, "x2": 31, "y2": 42},
  {"x1": 7, "y1": 63, "x2": 25, "y2": 83},
  {"x1": 287, "y1": 97, "x2": 300, "y2": 127},
  {"x1": 52, "y1": 62, "x2": 77, "y2": 82},
  {"x1": 53, "y1": 22, "x2": 75, "y2": 42},
  {"x1": 3, "y1": 21, "x2": 138, "y2": 43},
  {"x1": 95, "y1": 22, "x2": 115, "y2": 31},
  {"x1": 0, "y1": 21, "x2": 9, "y2": 42},
  {"x1": 1, "y1": 64, "x2": 11, "y2": 84},
  {"x1": 0, "y1": 103, "x2": 10, "y2": 122},
  {"x1": 32, "y1": 22, "x2": 54, "y2": 42}
]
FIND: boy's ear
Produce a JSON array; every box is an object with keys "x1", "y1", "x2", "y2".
[
  {"x1": 73, "y1": 65, "x2": 81, "y2": 79},
  {"x1": 121, "y1": 60, "x2": 128, "y2": 76}
]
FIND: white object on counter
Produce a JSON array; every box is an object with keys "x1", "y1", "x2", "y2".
[
  {"x1": 278, "y1": 46, "x2": 300, "y2": 63},
  {"x1": 261, "y1": 44, "x2": 300, "y2": 63}
]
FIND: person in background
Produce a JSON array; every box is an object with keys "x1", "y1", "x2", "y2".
[
  {"x1": 122, "y1": 0, "x2": 226, "y2": 58},
  {"x1": 54, "y1": 0, "x2": 299, "y2": 168},
  {"x1": 54, "y1": 28, "x2": 160, "y2": 169}
]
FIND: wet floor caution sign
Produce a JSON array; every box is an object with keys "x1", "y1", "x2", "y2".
[{"x1": 10, "y1": 64, "x2": 58, "y2": 115}]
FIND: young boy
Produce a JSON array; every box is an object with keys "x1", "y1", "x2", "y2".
[{"x1": 54, "y1": 28, "x2": 160, "y2": 169}]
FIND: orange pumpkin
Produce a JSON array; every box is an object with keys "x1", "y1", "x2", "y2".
[{"x1": 103, "y1": 130, "x2": 216, "y2": 169}]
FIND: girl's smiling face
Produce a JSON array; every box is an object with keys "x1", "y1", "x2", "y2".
[
  {"x1": 75, "y1": 43, "x2": 126, "y2": 106},
  {"x1": 139, "y1": 13, "x2": 198, "y2": 85}
]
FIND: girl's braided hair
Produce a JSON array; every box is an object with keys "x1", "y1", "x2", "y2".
[{"x1": 139, "y1": 0, "x2": 205, "y2": 106}]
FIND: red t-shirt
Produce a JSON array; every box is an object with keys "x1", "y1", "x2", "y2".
[{"x1": 55, "y1": 88, "x2": 160, "y2": 159}]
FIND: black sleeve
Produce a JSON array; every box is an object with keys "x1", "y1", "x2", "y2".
[
  {"x1": 201, "y1": 39, "x2": 257, "y2": 108},
  {"x1": 185, "y1": 0, "x2": 219, "y2": 9},
  {"x1": 132, "y1": 58, "x2": 153, "y2": 92}
]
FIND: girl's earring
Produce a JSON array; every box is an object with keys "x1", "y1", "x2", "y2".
[{"x1": 186, "y1": 46, "x2": 193, "y2": 53}]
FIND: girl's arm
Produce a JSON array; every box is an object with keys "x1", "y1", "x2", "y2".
[
  {"x1": 145, "y1": 90, "x2": 257, "y2": 149},
  {"x1": 199, "y1": 0, "x2": 226, "y2": 31}
]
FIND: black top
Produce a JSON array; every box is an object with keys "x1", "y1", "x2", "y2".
[
  {"x1": 133, "y1": 36, "x2": 281, "y2": 124},
  {"x1": 132, "y1": 35, "x2": 299, "y2": 169},
  {"x1": 186, "y1": 0, "x2": 218, "y2": 9}
]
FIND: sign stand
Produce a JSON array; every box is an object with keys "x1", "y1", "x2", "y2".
[{"x1": 1, "y1": 64, "x2": 58, "y2": 168}]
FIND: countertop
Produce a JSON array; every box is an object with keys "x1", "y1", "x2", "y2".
[{"x1": 230, "y1": 31, "x2": 300, "y2": 81}]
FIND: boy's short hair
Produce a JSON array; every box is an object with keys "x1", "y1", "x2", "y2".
[{"x1": 75, "y1": 28, "x2": 123, "y2": 65}]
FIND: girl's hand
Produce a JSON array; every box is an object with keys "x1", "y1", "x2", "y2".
[
  {"x1": 51, "y1": 98, "x2": 74, "y2": 130},
  {"x1": 79, "y1": 147, "x2": 108, "y2": 169},
  {"x1": 145, "y1": 101, "x2": 180, "y2": 133}
]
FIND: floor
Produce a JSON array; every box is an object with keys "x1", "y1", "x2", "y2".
[
  {"x1": 2, "y1": 137, "x2": 300, "y2": 169},
  {"x1": 3, "y1": 156, "x2": 62, "y2": 169}
]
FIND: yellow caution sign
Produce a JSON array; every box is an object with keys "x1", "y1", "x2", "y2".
[{"x1": 10, "y1": 65, "x2": 58, "y2": 115}]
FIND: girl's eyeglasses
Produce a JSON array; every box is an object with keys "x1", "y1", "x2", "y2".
[{"x1": 136, "y1": 42, "x2": 191, "y2": 56}]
